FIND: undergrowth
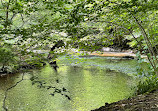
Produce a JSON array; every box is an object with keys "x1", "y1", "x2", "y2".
[{"x1": 136, "y1": 75, "x2": 158, "y2": 95}]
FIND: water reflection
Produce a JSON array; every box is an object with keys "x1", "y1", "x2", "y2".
[{"x1": 0, "y1": 56, "x2": 136, "y2": 111}]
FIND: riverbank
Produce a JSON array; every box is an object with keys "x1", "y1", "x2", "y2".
[
  {"x1": 0, "y1": 60, "x2": 46, "y2": 77},
  {"x1": 92, "y1": 90, "x2": 158, "y2": 111},
  {"x1": 0, "y1": 49, "x2": 147, "y2": 76}
]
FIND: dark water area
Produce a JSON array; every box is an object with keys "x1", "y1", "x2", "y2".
[{"x1": 0, "y1": 56, "x2": 137, "y2": 111}]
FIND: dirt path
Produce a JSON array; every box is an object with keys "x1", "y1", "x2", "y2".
[{"x1": 92, "y1": 91, "x2": 158, "y2": 111}]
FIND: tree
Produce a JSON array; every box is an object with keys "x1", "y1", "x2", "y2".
[
  {"x1": 0, "y1": 0, "x2": 157, "y2": 76},
  {"x1": 0, "y1": 47, "x2": 15, "y2": 72},
  {"x1": 66, "y1": 0, "x2": 158, "y2": 75}
]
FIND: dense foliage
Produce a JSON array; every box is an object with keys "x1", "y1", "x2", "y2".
[{"x1": 0, "y1": 0, "x2": 158, "y2": 93}]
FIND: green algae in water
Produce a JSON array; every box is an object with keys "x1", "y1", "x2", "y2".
[{"x1": 0, "y1": 56, "x2": 136, "y2": 111}]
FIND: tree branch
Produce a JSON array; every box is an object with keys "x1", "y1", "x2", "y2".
[
  {"x1": 126, "y1": 9, "x2": 158, "y2": 72},
  {"x1": 10, "y1": 13, "x2": 17, "y2": 22},
  {"x1": 103, "y1": 0, "x2": 157, "y2": 74}
]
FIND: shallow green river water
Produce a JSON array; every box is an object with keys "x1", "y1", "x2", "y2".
[{"x1": 0, "y1": 56, "x2": 137, "y2": 111}]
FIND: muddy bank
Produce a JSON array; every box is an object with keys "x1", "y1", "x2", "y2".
[{"x1": 92, "y1": 90, "x2": 158, "y2": 111}]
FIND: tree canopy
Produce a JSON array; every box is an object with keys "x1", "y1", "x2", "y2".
[{"x1": 0, "y1": 0, "x2": 157, "y2": 74}]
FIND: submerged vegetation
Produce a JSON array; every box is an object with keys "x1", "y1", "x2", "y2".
[{"x1": 0, "y1": 0, "x2": 158, "y2": 110}]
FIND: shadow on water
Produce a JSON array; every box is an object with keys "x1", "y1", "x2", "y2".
[
  {"x1": 0, "y1": 56, "x2": 137, "y2": 111},
  {"x1": 49, "y1": 61, "x2": 60, "y2": 83},
  {"x1": 29, "y1": 63, "x2": 71, "y2": 100}
]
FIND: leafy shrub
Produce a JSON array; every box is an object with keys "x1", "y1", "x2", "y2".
[
  {"x1": 135, "y1": 51, "x2": 158, "y2": 95},
  {"x1": 0, "y1": 48, "x2": 15, "y2": 67},
  {"x1": 25, "y1": 56, "x2": 46, "y2": 68},
  {"x1": 136, "y1": 75, "x2": 158, "y2": 95}
]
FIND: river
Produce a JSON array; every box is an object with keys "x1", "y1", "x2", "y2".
[{"x1": 0, "y1": 56, "x2": 137, "y2": 111}]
